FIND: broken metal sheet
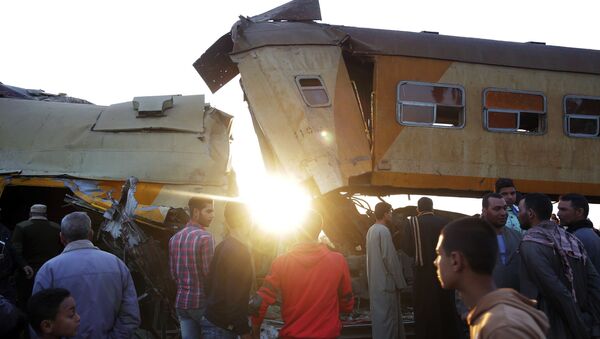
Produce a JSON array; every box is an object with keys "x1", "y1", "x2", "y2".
[
  {"x1": 193, "y1": 32, "x2": 238, "y2": 93},
  {"x1": 0, "y1": 97, "x2": 232, "y2": 187},
  {"x1": 249, "y1": 0, "x2": 321, "y2": 22},
  {"x1": 1, "y1": 176, "x2": 171, "y2": 227},
  {"x1": 102, "y1": 177, "x2": 142, "y2": 246}
]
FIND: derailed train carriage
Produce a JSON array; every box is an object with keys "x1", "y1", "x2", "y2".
[
  {"x1": 195, "y1": 0, "x2": 600, "y2": 256},
  {"x1": 194, "y1": 0, "x2": 600, "y2": 335}
]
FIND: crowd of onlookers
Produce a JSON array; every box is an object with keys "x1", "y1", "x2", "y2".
[
  {"x1": 2, "y1": 177, "x2": 600, "y2": 339},
  {"x1": 367, "y1": 178, "x2": 600, "y2": 339},
  {"x1": 0, "y1": 205, "x2": 140, "y2": 339}
]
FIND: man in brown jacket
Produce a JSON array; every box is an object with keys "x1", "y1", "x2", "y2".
[{"x1": 435, "y1": 217, "x2": 549, "y2": 338}]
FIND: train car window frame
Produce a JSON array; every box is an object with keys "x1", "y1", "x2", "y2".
[
  {"x1": 396, "y1": 81, "x2": 466, "y2": 129},
  {"x1": 483, "y1": 88, "x2": 547, "y2": 135},
  {"x1": 563, "y1": 95, "x2": 600, "y2": 138},
  {"x1": 295, "y1": 75, "x2": 331, "y2": 108}
]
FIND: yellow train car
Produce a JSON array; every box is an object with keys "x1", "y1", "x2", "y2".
[
  {"x1": 197, "y1": 0, "x2": 600, "y2": 201},
  {"x1": 0, "y1": 92, "x2": 234, "y2": 238}
]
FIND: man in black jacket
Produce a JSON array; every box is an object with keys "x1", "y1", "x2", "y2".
[
  {"x1": 403, "y1": 197, "x2": 459, "y2": 339},
  {"x1": 558, "y1": 193, "x2": 600, "y2": 274},
  {"x1": 12, "y1": 204, "x2": 60, "y2": 308},
  {"x1": 519, "y1": 193, "x2": 600, "y2": 339},
  {"x1": 203, "y1": 202, "x2": 253, "y2": 339}
]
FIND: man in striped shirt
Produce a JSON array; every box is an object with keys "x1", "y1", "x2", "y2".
[{"x1": 169, "y1": 197, "x2": 215, "y2": 339}]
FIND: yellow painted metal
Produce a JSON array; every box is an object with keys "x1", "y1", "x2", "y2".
[{"x1": 233, "y1": 45, "x2": 371, "y2": 194}]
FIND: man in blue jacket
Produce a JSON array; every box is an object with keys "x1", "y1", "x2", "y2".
[{"x1": 32, "y1": 212, "x2": 140, "y2": 339}]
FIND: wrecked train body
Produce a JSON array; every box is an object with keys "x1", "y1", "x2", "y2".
[
  {"x1": 0, "y1": 90, "x2": 235, "y2": 336},
  {"x1": 196, "y1": 0, "x2": 600, "y2": 205}
]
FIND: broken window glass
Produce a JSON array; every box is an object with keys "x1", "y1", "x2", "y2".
[
  {"x1": 564, "y1": 96, "x2": 600, "y2": 138},
  {"x1": 295, "y1": 76, "x2": 330, "y2": 107},
  {"x1": 396, "y1": 82, "x2": 464, "y2": 128},
  {"x1": 484, "y1": 89, "x2": 546, "y2": 134}
]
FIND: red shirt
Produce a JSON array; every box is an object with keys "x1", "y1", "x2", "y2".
[
  {"x1": 252, "y1": 243, "x2": 354, "y2": 338},
  {"x1": 168, "y1": 222, "x2": 214, "y2": 309}
]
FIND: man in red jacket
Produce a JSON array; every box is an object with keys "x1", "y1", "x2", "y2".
[{"x1": 250, "y1": 210, "x2": 354, "y2": 339}]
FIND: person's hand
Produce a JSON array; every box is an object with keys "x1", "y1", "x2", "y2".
[
  {"x1": 23, "y1": 266, "x2": 34, "y2": 279},
  {"x1": 251, "y1": 324, "x2": 261, "y2": 339}
]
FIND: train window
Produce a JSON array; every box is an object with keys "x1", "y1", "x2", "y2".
[
  {"x1": 396, "y1": 82, "x2": 465, "y2": 128},
  {"x1": 295, "y1": 76, "x2": 331, "y2": 107},
  {"x1": 483, "y1": 89, "x2": 546, "y2": 134},
  {"x1": 564, "y1": 96, "x2": 600, "y2": 138}
]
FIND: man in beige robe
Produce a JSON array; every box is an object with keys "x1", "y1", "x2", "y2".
[{"x1": 366, "y1": 202, "x2": 407, "y2": 339}]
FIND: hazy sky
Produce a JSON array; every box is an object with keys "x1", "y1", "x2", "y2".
[{"x1": 3, "y1": 0, "x2": 599, "y2": 220}]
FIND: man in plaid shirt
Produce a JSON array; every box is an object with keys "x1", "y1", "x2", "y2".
[{"x1": 169, "y1": 197, "x2": 215, "y2": 339}]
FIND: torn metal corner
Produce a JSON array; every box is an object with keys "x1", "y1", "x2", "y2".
[
  {"x1": 194, "y1": 32, "x2": 238, "y2": 93},
  {"x1": 102, "y1": 177, "x2": 142, "y2": 246},
  {"x1": 249, "y1": 0, "x2": 321, "y2": 23},
  {"x1": 194, "y1": 0, "x2": 322, "y2": 93}
]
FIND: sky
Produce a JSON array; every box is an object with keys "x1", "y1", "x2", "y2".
[{"x1": 2, "y1": 0, "x2": 600, "y2": 221}]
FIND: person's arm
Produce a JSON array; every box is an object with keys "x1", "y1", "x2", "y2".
[
  {"x1": 109, "y1": 260, "x2": 141, "y2": 339},
  {"x1": 486, "y1": 325, "x2": 547, "y2": 339},
  {"x1": 584, "y1": 254, "x2": 600, "y2": 324},
  {"x1": 0, "y1": 294, "x2": 21, "y2": 335},
  {"x1": 250, "y1": 258, "x2": 282, "y2": 335},
  {"x1": 10, "y1": 225, "x2": 34, "y2": 279},
  {"x1": 400, "y1": 218, "x2": 415, "y2": 259},
  {"x1": 338, "y1": 255, "x2": 354, "y2": 314},
  {"x1": 168, "y1": 238, "x2": 177, "y2": 281},
  {"x1": 379, "y1": 228, "x2": 407, "y2": 290},
  {"x1": 520, "y1": 242, "x2": 588, "y2": 338},
  {"x1": 31, "y1": 264, "x2": 52, "y2": 294},
  {"x1": 200, "y1": 233, "x2": 215, "y2": 282}
]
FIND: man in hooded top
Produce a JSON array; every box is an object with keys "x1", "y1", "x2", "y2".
[
  {"x1": 250, "y1": 210, "x2": 354, "y2": 339},
  {"x1": 435, "y1": 216, "x2": 549, "y2": 339}
]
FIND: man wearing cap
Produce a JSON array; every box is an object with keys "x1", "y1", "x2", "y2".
[{"x1": 12, "y1": 204, "x2": 62, "y2": 308}]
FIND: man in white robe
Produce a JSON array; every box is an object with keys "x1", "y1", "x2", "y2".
[{"x1": 367, "y1": 202, "x2": 407, "y2": 339}]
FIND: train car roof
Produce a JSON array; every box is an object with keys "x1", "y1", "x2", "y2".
[
  {"x1": 196, "y1": 0, "x2": 600, "y2": 93},
  {"x1": 0, "y1": 95, "x2": 232, "y2": 187}
]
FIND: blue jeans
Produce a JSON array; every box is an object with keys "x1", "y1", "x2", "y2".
[
  {"x1": 176, "y1": 308, "x2": 205, "y2": 339},
  {"x1": 201, "y1": 318, "x2": 238, "y2": 339}
]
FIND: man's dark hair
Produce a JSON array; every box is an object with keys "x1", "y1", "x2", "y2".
[
  {"x1": 299, "y1": 210, "x2": 323, "y2": 241},
  {"x1": 495, "y1": 178, "x2": 515, "y2": 193},
  {"x1": 224, "y1": 201, "x2": 251, "y2": 229},
  {"x1": 522, "y1": 193, "x2": 553, "y2": 221},
  {"x1": 374, "y1": 202, "x2": 392, "y2": 220},
  {"x1": 188, "y1": 197, "x2": 213, "y2": 214},
  {"x1": 28, "y1": 288, "x2": 71, "y2": 334},
  {"x1": 482, "y1": 192, "x2": 504, "y2": 208},
  {"x1": 441, "y1": 217, "x2": 498, "y2": 275},
  {"x1": 560, "y1": 193, "x2": 589, "y2": 218},
  {"x1": 417, "y1": 197, "x2": 433, "y2": 212}
]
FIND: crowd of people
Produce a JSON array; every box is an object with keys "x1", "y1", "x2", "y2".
[
  {"x1": 1, "y1": 176, "x2": 600, "y2": 339},
  {"x1": 367, "y1": 178, "x2": 600, "y2": 339}
]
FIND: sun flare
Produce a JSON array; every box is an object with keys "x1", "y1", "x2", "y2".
[{"x1": 239, "y1": 174, "x2": 312, "y2": 235}]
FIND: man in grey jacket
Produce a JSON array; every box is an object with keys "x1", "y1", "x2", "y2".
[
  {"x1": 366, "y1": 202, "x2": 407, "y2": 339},
  {"x1": 33, "y1": 212, "x2": 140, "y2": 339},
  {"x1": 481, "y1": 193, "x2": 522, "y2": 291}
]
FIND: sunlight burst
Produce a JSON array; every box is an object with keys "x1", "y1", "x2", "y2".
[{"x1": 239, "y1": 175, "x2": 312, "y2": 235}]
